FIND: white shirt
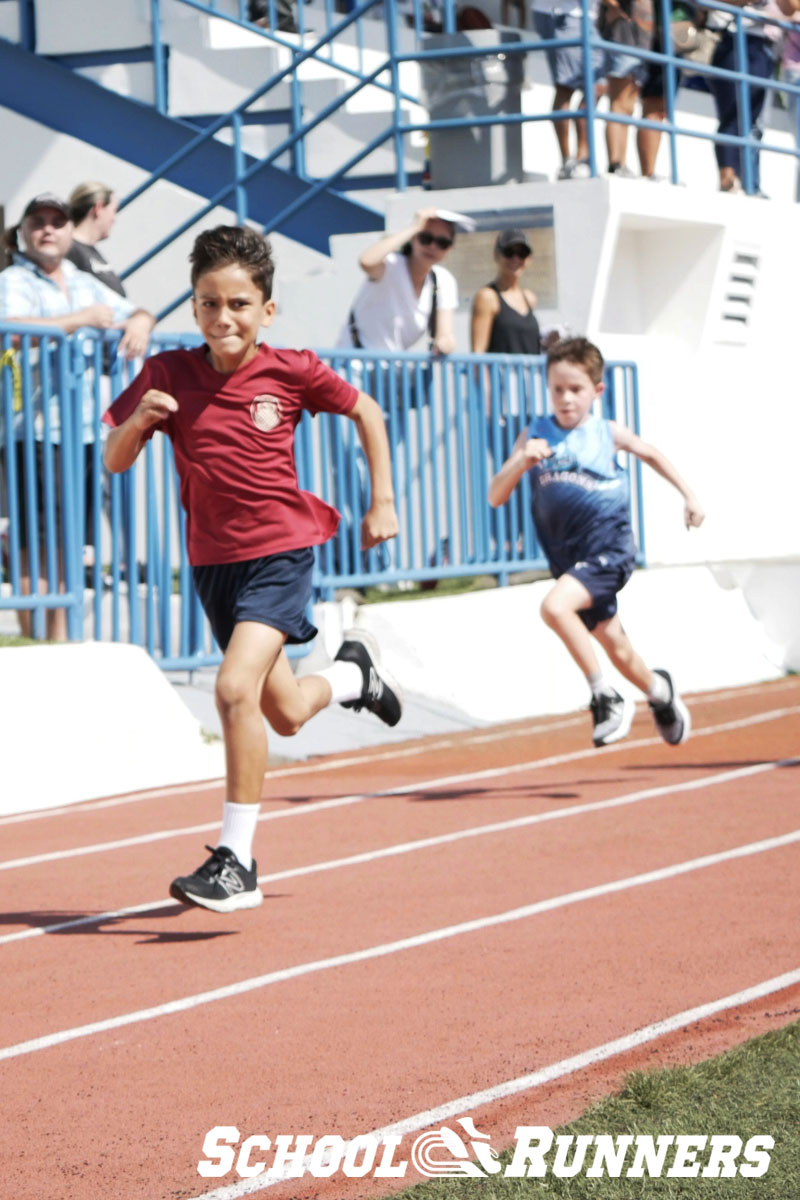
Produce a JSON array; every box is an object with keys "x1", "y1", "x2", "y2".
[{"x1": 337, "y1": 252, "x2": 458, "y2": 352}]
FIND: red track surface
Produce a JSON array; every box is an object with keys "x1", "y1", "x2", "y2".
[{"x1": 2, "y1": 678, "x2": 799, "y2": 1200}]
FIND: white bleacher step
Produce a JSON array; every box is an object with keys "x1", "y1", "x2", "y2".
[{"x1": 304, "y1": 108, "x2": 425, "y2": 178}]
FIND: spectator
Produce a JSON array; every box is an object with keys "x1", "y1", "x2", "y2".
[
  {"x1": 598, "y1": 0, "x2": 655, "y2": 176},
  {"x1": 531, "y1": 0, "x2": 604, "y2": 178},
  {"x1": 0, "y1": 193, "x2": 155, "y2": 639},
  {"x1": 470, "y1": 228, "x2": 541, "y2": 355},
  {"x1": 636, "y1": 0, "x2": 669, "y2": 178},
  {"x1": 779, "y1": 0, "x2": 800, "y2": 199},
  {"x1": 248, "y1": 0, "x2": 298, "y2": 34},
  {"x1": 706, "y1": 0, "x2": 786, "y2": 194},
  {"x1": 66, "y1": 182, "x2": 125, "y2": 296},
  {"x1": 337, "y1": 208, "x2": 465, "y2": 357}
]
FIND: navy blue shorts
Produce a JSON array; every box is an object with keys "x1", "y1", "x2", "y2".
[
  {"x1": 566, "y1": 547, "x2": 635, "y2": 631},
  {"x1": 192, "y1": 548, "x2": 317, "y2": 652}
]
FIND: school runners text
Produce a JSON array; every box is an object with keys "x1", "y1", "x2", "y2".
[{"x1": 198, "y1": 1120, "x2": 773, "y2": 1181}]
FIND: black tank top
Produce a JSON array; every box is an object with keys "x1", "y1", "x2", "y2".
[{"x1": 486, "y1": 283, "x2": 541, "y2": 354}]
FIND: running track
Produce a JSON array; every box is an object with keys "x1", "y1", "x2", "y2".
[{"x1": 2, "y1": 677, "x2": 799, "y2": 1200}]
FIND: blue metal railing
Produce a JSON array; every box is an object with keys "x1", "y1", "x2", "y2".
[
  {"x1": 0, "y1": 326, "x2": 641, "y2": 663},
  {"x1": 126, "y1": 0, "x2": 800, "y2": 311},
  {"x1": 2, "y1": 0, "x2": 798, "y2": 317}
]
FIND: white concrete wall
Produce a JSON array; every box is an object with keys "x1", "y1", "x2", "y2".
[
  {"x1": 325, "y1": 564, "x2": 793, "y2": 726},
  {"x1": 0, "y1": 643, "x2": 224, "y2": 816}
]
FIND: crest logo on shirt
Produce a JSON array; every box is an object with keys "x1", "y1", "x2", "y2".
[{"x1": 250, "y1": 395, "x2": 282, "y2": 432}]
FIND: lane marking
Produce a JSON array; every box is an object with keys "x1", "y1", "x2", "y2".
[
  {"x1": 1, "y1": 707, "x2": 798, "y2": 872},
  {"x1": 2, "y1": 679, "x2": 796, "y2": 827},
  {"x1": 1, "y1": 757, "x2": 796, "y2": 946},
  {"x1": 186, "y1": 965, "x2": 800, "y2": 1200},
  {"x1": 2, "y1": 825, "x2": 798, "y2": 1062}
]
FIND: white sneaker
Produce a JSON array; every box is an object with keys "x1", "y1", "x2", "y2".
[{"x1": 558, "y1": 158, "x2": 591, "y2": 180}]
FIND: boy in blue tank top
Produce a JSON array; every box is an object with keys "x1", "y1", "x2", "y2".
[{"x1": 489, "y1": 337, "x2": 705, "y2": 748}]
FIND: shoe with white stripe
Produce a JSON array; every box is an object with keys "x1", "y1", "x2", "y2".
[
  {"x1": 170, "y1": 845, "x2": 263, "y2": 913},
  {"x1": 590, "y1": 689, "x2": 635, "y2": 747},
  {"x1": 335, "y1": 629, "x2": 402, "y2": 727}
]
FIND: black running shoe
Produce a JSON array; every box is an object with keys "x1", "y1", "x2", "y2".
[
  {"x1": 334, "y1": 629, "x2": 402, "y2": 727},
  {"x1": 648, "y1": 668, "x2": 691, "y2": 745},
  {"x1": 170, "y1": 845, "x2": 263, "y2": 913},
  {"x1": 590, "y1": 689, "x2": 635, "y2": 747}
]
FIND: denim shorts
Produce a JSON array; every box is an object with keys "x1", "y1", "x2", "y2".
[
  {"x1": 533, "y1": 10, "x2": 604, "y2": 90},
  {"x1": 192, "y1": 547, "x2": 317, "y2": 651},
  {"x1": 603, "y1": 46, "x2": 649, "y2": 85},
  {"x1": 566, "y1": 546, "x2": 636, "y2": 631}
]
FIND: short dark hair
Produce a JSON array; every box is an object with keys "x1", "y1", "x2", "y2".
[
  {"x1": 190, "y1": 225, "x2": 275, "y2": 300},
  {"x1": 546, "y1": 336, "x2": 604, "y2": 385}
]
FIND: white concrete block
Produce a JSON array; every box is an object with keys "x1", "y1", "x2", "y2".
[
  {"x1": 349, "y1": 566, "x2": 786, "y2": 725},
  {"x1": 0, "y1": 642, "x2": 224, "y2": 816}
]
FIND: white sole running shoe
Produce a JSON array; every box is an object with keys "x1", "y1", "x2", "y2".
[
  {"x1": 649, "y1": 668, "x2": 691, "y2": 745},
  {"x1": 590, "y1": 690, "x2": 636, "y2": 747},
  {"x1": 335, "y1": 628, "x2": 403, "y2": 727}
]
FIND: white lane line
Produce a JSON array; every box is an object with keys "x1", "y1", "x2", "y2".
[
  {"x1": 2, "y1": 757, "x2": 794, "y2": 947},
  {"x1": 2, "y1": 826, "x2": 798, "y2": 1062},
  {"x1": 2, "y1": 679, "x2": 796, "y2": 827},
  {"x1": 186, "y1": 964, "x2": 800, "y2": 1200},
  {"x1": 2, "y1": 707, "x2": 798, "y2": 873}
]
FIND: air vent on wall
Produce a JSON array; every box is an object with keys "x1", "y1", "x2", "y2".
[{"x1": 715, "y1": 244, "x2": 760, "y2": 346}]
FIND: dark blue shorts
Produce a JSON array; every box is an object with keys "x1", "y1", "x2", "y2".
[
  {"x1": 192, "y1": 548, "x2": 317, "y2": 652},
  {"x1": 566, "y1": 547, "x2": 635, "y2": 631}
]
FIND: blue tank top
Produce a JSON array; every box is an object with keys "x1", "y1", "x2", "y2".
[{"x1": 528, "y1": 413, "x2": 634, "y2": 571}]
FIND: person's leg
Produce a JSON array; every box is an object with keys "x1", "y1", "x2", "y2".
[
  {"x1": 215, "y1": 621, "x2": 288, "y2": 807},
  {"x1": 539, "y1": 573, "x2": 602, "y2": 678},
  {"x1": 591, "y1": 613, "x2": 653, "y2": 693},
  {"x1": 738, "y1": 36, "x2": 773, "y2": 193},
  {"x1": 169, "y1": 621, "x2": 285, "y2": 912},
  {"x1": 540, "y1": 575, "x2": 634, "y2": 746},
  {"x1": 553, "y1": 84, "x2": 577, "y2": 163},
  {"x1": 638, "y1": 91, "x2": 665, "y2": 177},
  {"x1": 593, "y1": 616, "x2": 691, "y2": 744},
  {"x1": 606, "y1": 74, "x2": 640, "y2": 169},
  {"x1": 708, "y1": 35, "x2": 740, "y2": 189}
]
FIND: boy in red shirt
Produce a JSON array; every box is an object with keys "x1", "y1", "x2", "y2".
[{"x1": 104, "y1": 225, "x2": 401, "y2": 913}]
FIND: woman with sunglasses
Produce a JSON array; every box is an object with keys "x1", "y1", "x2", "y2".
[
  {"x1": 470, "y1": 229, "x2": 541, "y2": 357},
  {"x1": 338, "y1": 208, "x2": 460, "y2": 355}
]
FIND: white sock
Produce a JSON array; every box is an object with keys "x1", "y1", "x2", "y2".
[
  {"x1": 218, "y1": 801, "x2": 260, "y2": 870},
  {"x1": 587, "y1": 672, "x2": 614, "y2": 699},
  {"x1": 316, "y1": 660, "x2": 363, "y2": 704},
  {"x1": 648, "y1": 672, "x2": 670, "y2": 706}
]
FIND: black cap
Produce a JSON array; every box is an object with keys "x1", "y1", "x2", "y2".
[
  {"x1": 495, "y1": 228, "x2": 532, "y2": 253},
  {"x1": 22, "y1": 193, "x2": 70, "y2": 220}
]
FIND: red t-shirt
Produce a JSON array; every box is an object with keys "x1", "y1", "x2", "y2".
[{"x1": 103, "y1": 343, "x2": 358, "y2": 565}]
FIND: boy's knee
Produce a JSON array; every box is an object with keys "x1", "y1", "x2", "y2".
[
  {"x1": 540, "y1": 593, "x2": 564, "y2": 627},
  {"x1": 215, "y1": 671, "x2": 253, "y2": 718}
]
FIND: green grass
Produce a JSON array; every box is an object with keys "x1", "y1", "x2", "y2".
[
  {"x1": 387, "y1": 1020, "x2": 800, "y2": 1199},
  {"x1": 354, "y1": 569, "x2": 550, "y2": 605},
  {"x1": 0, "y1": 634, "x2": 42, "y2": 647}
]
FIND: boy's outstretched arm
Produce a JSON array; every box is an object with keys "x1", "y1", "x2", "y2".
[
  {"x1": 348, "y1": 392, "x2": 399, "y2": 548},
  {"x1": 104, "y1": 388, "x2": 178, "y2": 473},
  {"x1": 611, "y1": 422, "x2": 705, "y2": 529},
  {"x1": 488, "y1": 427, "x2": 552, "y2": 508}
]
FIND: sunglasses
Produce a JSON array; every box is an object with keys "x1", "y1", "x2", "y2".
[
  {"x1": 417, "y1": 231, "x2": 454, "y2": 251},
  {"x1": 500, "y1": 245, "x2": 531, "y2": 260}
]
